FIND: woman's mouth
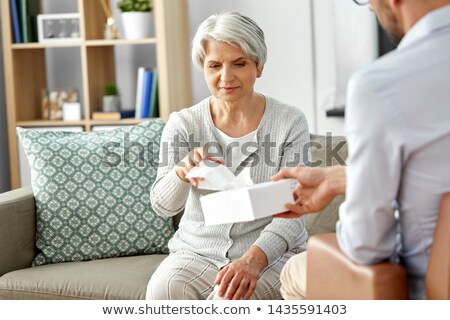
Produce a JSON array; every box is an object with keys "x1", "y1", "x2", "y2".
[{"x1": 221, "y1": 86, "x2": 239, "y2": 93}]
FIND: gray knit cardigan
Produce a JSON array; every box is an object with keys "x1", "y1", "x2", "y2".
[{"x1": 150, "y1": 96, "x2": 310, "y2": 268}]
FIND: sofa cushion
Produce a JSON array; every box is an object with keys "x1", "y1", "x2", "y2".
[
  {"x1": 305, "y1": 134, "x2": 347, "y2": 236},
  {"x1": 17, "y1": 121, "x2": 174, "y2": 266},
  {"x1": 0, "y1": 254, "x2": 167, "y2": 299}
]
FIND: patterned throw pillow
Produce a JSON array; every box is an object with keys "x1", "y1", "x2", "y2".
[{"x1": 17, "y1": 120, "x2": 174, "y2": 266}]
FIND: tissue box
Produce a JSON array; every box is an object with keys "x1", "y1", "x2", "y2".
[{"x1": 200, "y1": 179, "x2": 295, "y2": 226}]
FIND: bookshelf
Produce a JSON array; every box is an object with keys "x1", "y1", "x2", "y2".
[{"x1": 1, "y1": 0, "x2": 193, "y2": 189}]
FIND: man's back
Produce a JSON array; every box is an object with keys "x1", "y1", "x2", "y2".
[{"x1": 337, "y1": 5, "x2": 450, "y2": 299}]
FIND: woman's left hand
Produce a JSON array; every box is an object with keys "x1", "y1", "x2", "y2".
[{"x1": 214, "y1": 246, "x2": 268, "y2": 300}]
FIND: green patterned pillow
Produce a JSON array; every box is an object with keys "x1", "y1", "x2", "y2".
[{"x1": 17, "y1": 120, "x2": 174, "y2": 266}]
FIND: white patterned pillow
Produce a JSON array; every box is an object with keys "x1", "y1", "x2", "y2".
[{"x1": 17, "y1": 120, "x2": 174, "y2": 266}]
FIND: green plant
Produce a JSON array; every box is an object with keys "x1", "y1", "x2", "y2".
[
  {"x1": 117, "y1": 0, "x2": 152, "y2": 12},
  {"x1": 104, "y1": 82, "x2": 119, "y2": 96}
]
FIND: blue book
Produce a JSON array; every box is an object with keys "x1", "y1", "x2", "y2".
[
  {"x1": 10, "y1": 0, "x2": 22, "y2": 43},
  {"x1": 140, "y1": 70, "x2": 153, "y2": 118},
  {"x1": 120, "y1": 110, "x2": 135, "y2": 118}
]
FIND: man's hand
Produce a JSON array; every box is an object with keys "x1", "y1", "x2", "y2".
[
  {"x1": 271, "y1": 165, "x2": 346, "y2": 218},
  {"x1": 214, "y1": 246, "x2": 268, "y2": 300}
]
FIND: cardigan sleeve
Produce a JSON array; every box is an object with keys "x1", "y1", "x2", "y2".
[{"x1": 150, "y1": 112, "x2": 191, "y2": 217}]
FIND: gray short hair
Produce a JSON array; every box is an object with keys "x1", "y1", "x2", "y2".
[{"x1": 192, "y1": 11, "x2": 267, "y2": 69}]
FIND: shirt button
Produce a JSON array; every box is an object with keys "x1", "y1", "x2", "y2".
[{"x1": 228, "y1": 240, "x2": 233, "y2": 245}]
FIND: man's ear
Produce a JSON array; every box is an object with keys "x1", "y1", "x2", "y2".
[{"x1": 389, "y1": 0, "x2": 402, "y2": 9}]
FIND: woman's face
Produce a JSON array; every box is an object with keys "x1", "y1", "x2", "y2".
[{"x1": 203, "y1": 40, "x2": 262, "y2": 104}]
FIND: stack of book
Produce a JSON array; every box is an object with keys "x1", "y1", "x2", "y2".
[
  {"x1": 92, "y1": 110, "x2": 135, "y2": 120},
  {"x1": 135, "y1": 67, "x2": 159, "y2": 119},
  {"x1": 9, "y1": 0, "x2": 39, "y2": 43}
]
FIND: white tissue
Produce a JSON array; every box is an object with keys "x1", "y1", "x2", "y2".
[{"x1": 185, "y1": 160, "x2": 254, "y2": 191}]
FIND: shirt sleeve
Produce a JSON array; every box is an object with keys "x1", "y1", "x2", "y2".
[
  {"x1": 336, "y1": 73, "x2": 405, "y2": 265},
  {"x1": 254, "y1": 109, "x2": 310, "y2": 264},
  {"x1": 150, "y1": 112, "x2": 191, "y2": 217}
]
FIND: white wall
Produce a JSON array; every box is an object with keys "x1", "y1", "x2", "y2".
[{"x1": 313, "y1": 0, "x2": 378, "y2": 135}]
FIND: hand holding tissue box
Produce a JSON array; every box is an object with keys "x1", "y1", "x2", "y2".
[{"x1": 186, "y1": 161, "x2": 296, "y2": 226}]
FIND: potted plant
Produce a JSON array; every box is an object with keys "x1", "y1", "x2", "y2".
[
  {"x1": 117, "y1": 0, "x2": 153, "y2": 40},
  {"x1": 102, "y1": 82, "x2": 121, "y2": 112}
]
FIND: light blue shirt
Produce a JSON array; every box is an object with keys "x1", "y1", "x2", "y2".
[{"x1": 337, "y1": 5, "x2": 450, "y2": 299}]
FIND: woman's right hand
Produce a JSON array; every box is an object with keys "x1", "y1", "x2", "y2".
[{"x1": 176, "y1": 147, "x2": 222, "y2": 187}]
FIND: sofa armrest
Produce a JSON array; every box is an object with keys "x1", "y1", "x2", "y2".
[
  {"x1": 0, "y1": 187, "x2": 36, "y2": 276},
  {"x1": 306, "y1": 233, "x2": 408, "y2": 300}
]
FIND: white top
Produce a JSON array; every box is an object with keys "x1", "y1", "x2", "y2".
[
  {"x1": 337, "y1": 5, "x2": 450, "y2": 299},
  {"x1": 216, "y1": 128, "x2": 258, "y2": 173}
]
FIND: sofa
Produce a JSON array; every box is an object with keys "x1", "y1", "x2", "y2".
[{"x1": 0, "y1": 134, "x2": 347, "y2": 300}]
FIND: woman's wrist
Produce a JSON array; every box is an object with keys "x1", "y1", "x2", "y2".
[
  {"x1": 242, "y1": 246, "x2": 268, "y2": 272},
  {"x1": 175, "y1": 165, "x2": 189, "y2": 182}
]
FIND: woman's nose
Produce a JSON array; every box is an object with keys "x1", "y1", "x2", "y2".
[{"x1": 220, "y1": 66, "x2": 234, "y2": 82}]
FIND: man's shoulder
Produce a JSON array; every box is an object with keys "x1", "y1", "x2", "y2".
[
  {"x1": 352, "y1": 33, "x2": 449, "y2": 90},
  {"x1": 352, "y1": 51, "x2": 403, "y2": 86}
]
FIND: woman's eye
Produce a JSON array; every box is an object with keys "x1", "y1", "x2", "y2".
[
  {"x1": 235, "y1": 63, "x2": 245, "y2": 67},
  {"x1": 208, "y1": 64, "x2": 220, "y2": 69}
]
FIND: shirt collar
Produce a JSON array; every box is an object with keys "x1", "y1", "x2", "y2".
[{"x1": 398, "y1": 4, "x2": 450, "y2": 50}]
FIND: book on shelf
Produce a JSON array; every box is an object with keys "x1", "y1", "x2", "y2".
[
  {"x1": 92, "y1": 112, "x2": 121, "y2": 120},
  {"x1": 135, "y1": 67, "x2": 160, "y2": 119},
  {"x1": 120, "y1": 110, "x2": 135, "y2": 118},
  {"x1": 140, "y1": 69, "x2": 154, "y2": 118},
  {"x1": 150, "y1": 68, "x2": 159, "y2": 118},
  {"x1": 10, "y1": 0, "x2": 22, "y2": 43},
  {"x1": 92, "y1": 111, "x2": 135, "y2": 120},
  {"x1": 134, "y1": 67, "x2": 148, "y2": 119},
  {"x1": 19, "y1": 0, "x2": 39, "y2": 43}
]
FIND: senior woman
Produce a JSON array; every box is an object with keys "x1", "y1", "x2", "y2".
[{"x1": 146, "y1": 11, "x2": 309, "y2": 300}]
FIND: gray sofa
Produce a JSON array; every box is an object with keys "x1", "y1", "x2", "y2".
[{"x1": 0, "y1": 134, "x2": 347, "y2": 299}]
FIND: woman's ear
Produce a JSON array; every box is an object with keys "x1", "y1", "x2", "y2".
[{"x1": 257, "y1": 66, "x2": 264, "y2": 78}]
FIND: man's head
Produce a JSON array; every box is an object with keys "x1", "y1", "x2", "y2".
[
  {"x1": 370, "y1": 0, "x2": 405, "y2": 44},
  {"x1": 355, "y1": 0, "x2": 450, "y2": 45}
]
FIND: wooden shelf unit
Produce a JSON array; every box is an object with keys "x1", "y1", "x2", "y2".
[{"x1": 1, "y1": 0, "x2": 192, "y2": 189}]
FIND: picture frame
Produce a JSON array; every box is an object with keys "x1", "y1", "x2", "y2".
[
  {"x1": 41, "y1": 88, "x2": 79, "y2": 120},
  {"x1": 37, "y1": 13, "x2": 81, "y2": 43}
]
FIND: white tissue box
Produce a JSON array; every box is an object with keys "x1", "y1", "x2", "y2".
[{"x1": 200, "y1": 179, "x2": 295, "y2": 226}]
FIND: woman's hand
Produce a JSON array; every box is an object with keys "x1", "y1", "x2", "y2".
[
  {"x1": 175, "y1": 147, "x2": 208, "y2": 186},
  {"x1": 214, "y1": 246, "x2": 268, "y2": 300},
  {"x1": 175, "y1": 147, "x2": 223, "y2": 187}
]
